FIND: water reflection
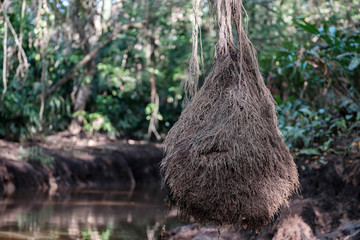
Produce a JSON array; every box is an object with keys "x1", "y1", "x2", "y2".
[{"x1": 0, "y1": 187, "x2": 181, "y2": 240}]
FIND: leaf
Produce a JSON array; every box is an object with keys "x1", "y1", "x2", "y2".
[
  {"x1": 299, "y1": 148, "x2": 321, "y2": 156},
  {"x1": 72, "y1": 110, "x2": 87, "y2": 118},
  {"x1": 345, "y1": 114, "x2": 353, "y2": 120},
  {"x1": 336, "y1": 52, "x2": 355, "y2": 59},
  {"x1": 328, "y1": 26, "x2": 336, "y2": 36},
  {"x1": 292, "y1": 18, "x2": 319, "y2": 35},
  {"x1": 299, "y1": 107, "x2": 312, "y2": 116},
  {"x1": 145, "y1": 103, "x2": 155, "y2": 115},
  {"x1": 320, "y1": 139, "x2": 333, "y2": 151},
  {"x1": 348, "y1": 57, "x2": 360, "y2": 70},
  {"x1": 274, "y1": 96, "x2": 283, "y2": 105},
  {"x1": 35, "y1": 53, "x2": 41, "y2": 61}
]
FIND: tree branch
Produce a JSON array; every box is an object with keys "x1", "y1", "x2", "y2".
[
  {"x1": 16, "y1": 0, "x2": 27, "y2": 79},
  {"x1": 3, "y1": 13, "x2": 30, "y2": 73},
  {"x1": 35, "y1": 22, "x2": 145, "y2": 103},
  {"x1": 0, "y1": 0, "x2": 8, "y2": 14},
  {"x1": 1, "y1": 18, "x2": 8, "y2": 107}
]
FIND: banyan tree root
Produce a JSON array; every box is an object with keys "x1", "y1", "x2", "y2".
[{"x1": 160, "y1": 0, "x2": 299, "y2": 230}]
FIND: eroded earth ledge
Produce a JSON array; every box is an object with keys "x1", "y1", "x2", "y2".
[{"x1": 0, "y1": 133, "x2": 163, "y2": 195}]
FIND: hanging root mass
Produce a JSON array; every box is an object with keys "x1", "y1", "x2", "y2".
[{"x1": 161, "y1": 0, "x2": 299, "y2": 230}]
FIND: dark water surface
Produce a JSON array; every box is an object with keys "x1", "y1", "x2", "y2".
[{"x1": 0, "y1": 187, "x2": 181, "y2": 240}]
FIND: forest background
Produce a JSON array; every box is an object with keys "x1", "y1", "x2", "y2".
[{"x1": 0, "y1": 0, "x2": 359, "y2": 157}]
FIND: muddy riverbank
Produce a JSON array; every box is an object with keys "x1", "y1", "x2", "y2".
[{"x1": 0, "y1": 133, "x2": 163, "y2": 196}]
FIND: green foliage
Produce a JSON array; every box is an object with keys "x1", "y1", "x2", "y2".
[
  {"x1": 0, "y1": 0, "x2": 358, "y2": 154},
  {"x1": 73, "y1": 110, "x2": 118, "y2": 137},
  {"x1": 19, "y1": 146, "x2": 54, "y2": 169},
  {"x1": 260, "y1": 18, "x2": 360, "y2": 105},
  {"x1": 278, "y1": 98, "x2": 359, "y2": 155},
  {"x1": 260, "y1": 15, "x2": 360, "y2": 161},
  {"x1": 81, "y1": 228, "x2": 112, "y2": 240}
]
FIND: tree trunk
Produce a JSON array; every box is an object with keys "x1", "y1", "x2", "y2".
[
  {"x1": 1, "y1": 17, "x2": 8, "y2": 109},
  {"x1": 68, "y1": 0, "x2": 97, "y2": 134},
  {"x1": 69, "y1": 62, "x2": 94, "y2": 134},
  {"x1": 146, "y1": 35, "x2": 161, "y2": 141}
]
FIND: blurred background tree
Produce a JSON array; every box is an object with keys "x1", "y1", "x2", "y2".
[{"x1": 0, "y1": 0, "x2": 359, "y2": 155}]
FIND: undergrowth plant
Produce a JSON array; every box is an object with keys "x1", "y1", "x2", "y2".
[
  {"x1": 19, "y1": 146, "x2": 54, "y2": 169},
  {"x1": 259, "y1": 17, "x2": 360, "y2": 162},
  {"x1": 277, "y1": 98, "x2": 360, "y2": 157},
  {"x1": 72, "y1": 110, "x2": 119, "y2": 137}
]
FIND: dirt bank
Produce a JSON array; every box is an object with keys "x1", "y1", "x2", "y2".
[{"x1": 0, "y1": 132, "x2": 163, "y2": 195}]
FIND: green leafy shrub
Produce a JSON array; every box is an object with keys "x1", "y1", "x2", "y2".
[
  {"x1": 258, "y1": 16, "x2": 360, "y2": 160},
  {"x1": 260, "y1": 18, "x2": 359, "y2": 106},
  {"x1": 72, "y1": 110, "x2": 119, "y2": 137},
  {"x1": 277, "y1": 98, "x2": 359, "y2": 155}
]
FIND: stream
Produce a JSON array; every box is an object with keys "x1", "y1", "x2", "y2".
[{"x1": 0, "y1": 187, "x2": 181, "y2": 240}]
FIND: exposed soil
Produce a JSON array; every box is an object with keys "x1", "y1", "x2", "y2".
[
  {"x1": 161, "y1": 140, "x2": 360, "y2": 240},
  {"x1": 0, "y1": 131, "x2": 163, "y2": 195}
]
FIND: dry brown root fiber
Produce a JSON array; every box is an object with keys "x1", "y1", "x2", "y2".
[{"x1": 161, "y1": 0, "x2": 299, "y2": 230}]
